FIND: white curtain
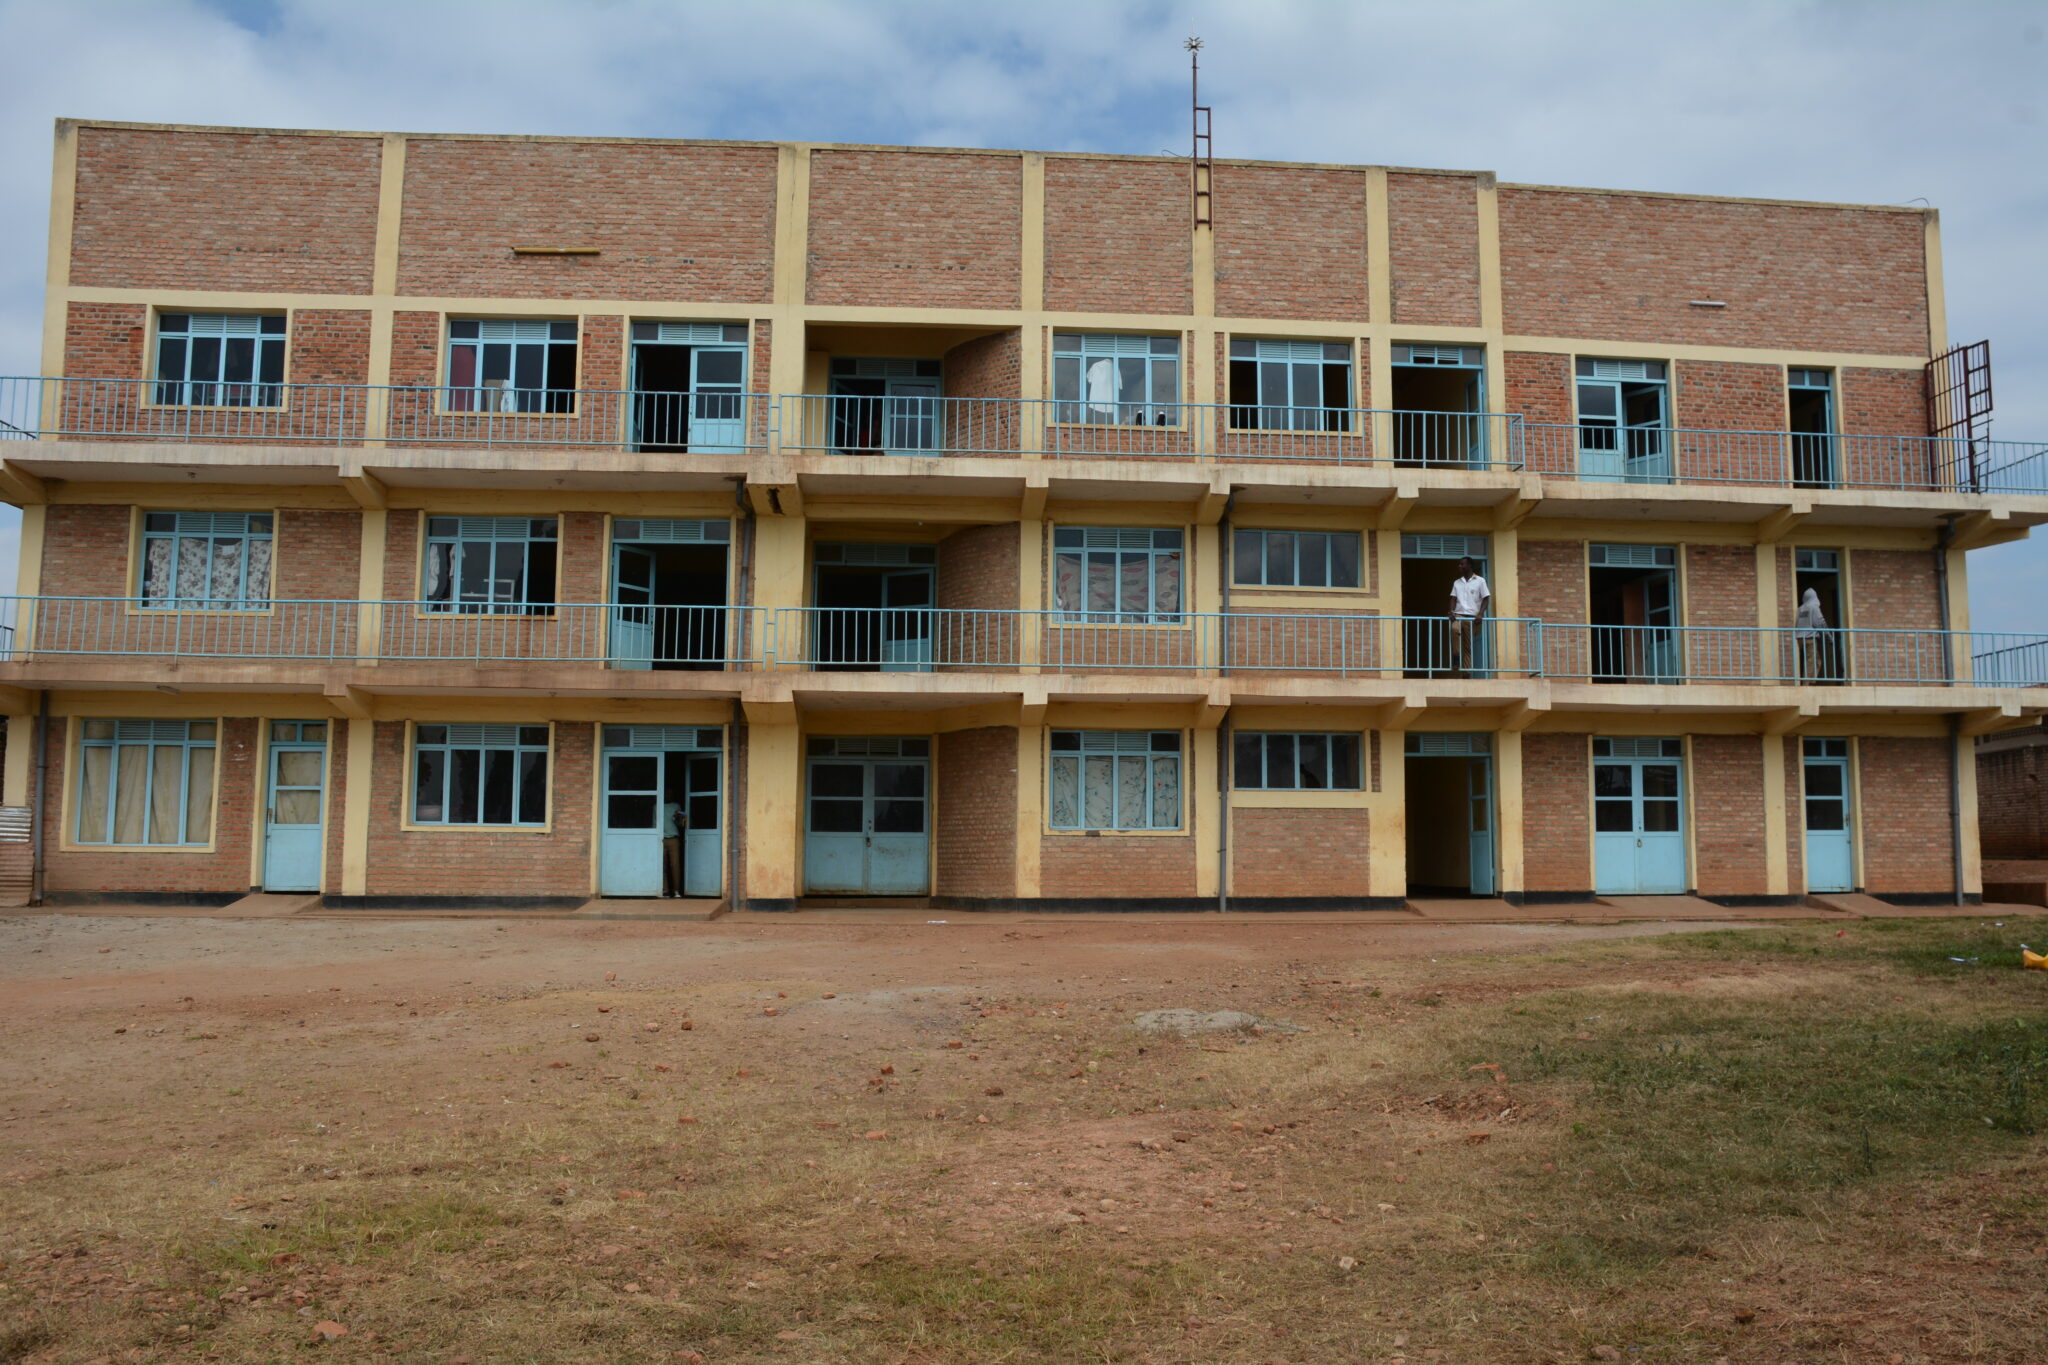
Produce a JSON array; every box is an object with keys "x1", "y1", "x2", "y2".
[
  {"x1": 244, "y1": 537, "x2": 272, "y2": 601},
  {"x1": 143, "y1": 539, "x2": 174, "y2": 602},
  {"x1": 183, "y1": 746, "x2": 215, "y2": 843},
  {"x1": 77, "y1": 747, "x2": 111, "y2": 842}
]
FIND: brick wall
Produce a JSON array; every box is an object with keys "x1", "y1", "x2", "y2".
[
  {"x1": 1522, "y1": 732, "x2": 1591, "y2": 893},
  {"x1": 1231, "y1": 806, "x2": 1372, "y2": 897},
  {"x1": 1498, "y1": 188, "x2": 1930, "y2": 353},
  {"x1": 1978, "y1": 737, "x2": 2048, "y2": 859},
  {"x1": 323, "y1": 719, "x2": 350, "y2": 894},
  {"x1": 1044, "y1": 158, "x2": 1191, "y2": 315},
  {"x1": 63, "y1": 302, "x2": 146, "y2": 378},
  {"x1": 1842, "y1": 367, "x2": 1933, "y2": 488},
  {"x1": 1850, "y1": 548, "x2": 1943, "y2": 631},
  {"x1": 1674, "y1": 360, "x2": 1784, "y2": 430},
  {"x1": 1518, "y1": 539, "x2": 1586, "y2": 623},
  {"x1": 363, "y1": 719, "x2": 593, "y2": 897},
  {"x1": 71, "y1": 128, "x2": 379, "y2": 293},
  {"x1": 935, "y1": 727, "x2": 1016, "y2": 898},
  {"x1": 942, "y1": 330, "x2": 1022, "y2": 456},
  {"x1": 389, "y1": 311, "x2": 442, "y2": 387},
  {"x1": 288, "y1": 309, "x2": 373, "y2": 385},
  {"x1": 40, "y1": 504, "x2": 361, "y2": 603},
  {"x1": 1505, "y1": 351, "x2": 1573, "y2": 473},
  {"x1": 396, "y1": 140, "x2": 776, "y2": 301},
  {"x1": 1213, "y1": 165, "x2": 1368, "y2": 321},
  {"x1": 1041, "y1": 832, "x2": 1198, "y2": 900},
  {"x1": 1683, "y1": 545, "x2": 1756, "y2": 629},
  {"x1": 808, "y1": 151, "x2": 1020, "y2": 309},
  {"x1": 1782, "y1": 735, "x2": 1805, "y2": 890},
  {"x1": 937, "y1": 523, "x2": 1018, "y2": 610},
  {"x1": 1387, "y1": 173, "x2": 1480, "y2": 326},
  {"x1": 44, "y1": 716, "x2": 261, "y2": 897},
  {"x1": 1691, "y1": 734, "x2": 1769, "y2": 897},
  {"x1": 1858, "y1": 736, "x2": 1953, "y2": 894},
  {"x1": 579, "y1": 313, "x2": 627, "y2": 392}
]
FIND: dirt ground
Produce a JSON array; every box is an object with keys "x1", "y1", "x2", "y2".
[{"x1": 1, "y1": 911, "x2": 2043, "y2": 1364}]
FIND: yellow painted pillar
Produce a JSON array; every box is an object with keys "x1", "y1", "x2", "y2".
[
  {"x1": 754, "y1": 515, "x2": 807, "y2": 666},
  {"x1": 1365, "y1": 167, "x2": 1393, "y2": 457},
  {"x1": 1946, "y1": 548, "x2": 1973, "y2": 681},
  {"x1": 364, "y1": 132, "x2": 407, "y2": 447},
  {"x1": 1014, "y1": 722, "x2": 1042, "y2": 899},
  {"x1": 39, "y1": 121, "x2": 78, "y2": 384},
  {"x1": 356, "y1": 508, "x2": 387, "y2": 665},
  {"x1": 744, "y1": 720, "x2": 801, "y2": 904},
  {"x1": 1492, "y1": 527, "x2": 1520, "y2": 673},
  {"x1": 1376, "y1": 525, "x2": 1403, "y2": 679},
  {"x1": 1755, "y1": 542, "x2": 1779, "y2": 681},
  {"x1": 2, "y1": 717, "x2": 32, "y2": 807},
  {"x1": 1193, "y1": 722, "x2": 1220, "y2": 899},
  {"x1": 1193, "y1": 523, "x2": 1221, "y2": 672},
  {"x1": 1957, "y1": 727, "x2": 1982, "y2": 899},
  {"x1": 1496, "y1": 729, "x2": 1523, "y2": 896},
  {"x1": 1761, "y1": 733, "x2": 1789, "y2": 896},
  {"x1": 14, "y1": 503, "x2": 46, "y2": 663},
  {"x1": 1371, "y1": 737, "x2": 1407, "y2": 901},
  {"x1": 340, "y1": 715, "x2": 375, "y2": 896},
  {"x1": 1018, "y1": 519, "x2": 1043, "y2": 670},
  {"x1": 1475, "y1": 172, "x2": 1507, "y2": 420}
]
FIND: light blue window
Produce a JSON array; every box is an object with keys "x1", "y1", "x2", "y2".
[
  {"x1": 1228, "y1": 339, "x2": 1353, "y2": 431},
  {"x1": 1789, "y1": 368, "x2": 1837, "y2": 487},
  {"x1": 140, "y1": 511, "x2": 273, "y2": 609},
  {"x1": 1575, "y1": 358, "x2": 1670, "y2": 481},
  {"x1": 1052, "y1": 527, "x2": 1183, "y2": 623},
  {"x1": 1049, "y1": 730, "x2": 1181, "y2": 830},
  {"x1": 1052, "y1": 333, "x2": 1181, "y2": 426},
  {"x1": 423, "y1": 516, "x2": 558, "y2": 613},
  {"x1": 154, "y1": 313, "x2": 285, "y2": 407},
  {"x1": 412, "y1": 723, "x2": 550, "y2": 826},
  {"x1": 74, "y1": 719, "x2": 217, "y2": 846},
  {"x1": 447, "y1": 319, "x2": 578, "y2": 413},
  {"x1": 1233, "y1": 732, "x2": 1363, "y2": 790},
  {"x1": 1232, "y1": 528, "x2": 1361, "y2": 588}
]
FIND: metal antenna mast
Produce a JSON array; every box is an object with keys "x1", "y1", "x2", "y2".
[{"x1": 1188, "y1": 37, "x2": 1213, "y2": 226}]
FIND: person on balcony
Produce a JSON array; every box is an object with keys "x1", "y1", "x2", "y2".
[
  {"x1": 1448, "y1": 557, "x2": 1490, "y2": 677},
  {"x1": 1795, "y1": 587, "x2": 1834, "y2": 682}
]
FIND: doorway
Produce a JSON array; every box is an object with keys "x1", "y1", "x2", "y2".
[
  {"x1": 811, "y1": 542, "x2": 936, "y2": 672},
  {"x1": 1592, "y1": 736, "x2": 1687, "y2": 894},
  {"x1": 1793, "y1": 547, "x2": 1847, "y2": 683},
  {"x1": 1589, "y1": 543, "x2": 1679, "y2": 683},
  {"x1": 1404, "y1": 733, "x2": 1496, "y2": 897},
  {"x1": 1390, "y1": 344, "x2": 1488, "y2": 467},
  {"x1": 1400, "y1": 534, "x2": 1490, "y2": 678},
  {"x1": 803, "y1": 736, "x2": 931, "y2": 895},
  {"x1": 1788, "y1": 368, "x2": 1838, "y2": 488},
  {"x1": 262, "y1": 720, "x2": 328, "y2": 892},
  {"x1": 598, "y1": 725, "x2": 724, "y2": 897},
  {"x1": 827, "y1": 358, "x2": 943, "y2": 456},
  {"x1": 609, "y1": 519, "x2": 730, "y2": 670},
  {"x1": 1802, "y1": 737, "x2": 1855, "y2": 893},
  {"x1": 631, "y1": 322, "x2": 748, "y2": 454},
  {"x1": 1575, "y1": 359, "x2": 1670, "y2": 483}
]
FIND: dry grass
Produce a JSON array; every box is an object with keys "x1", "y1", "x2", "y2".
[{"x1": 1, "y1": 915, "x2": 2045, "y2": 1363}]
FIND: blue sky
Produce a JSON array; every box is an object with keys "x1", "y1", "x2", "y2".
[{"x1": 0, "y1": 0, "x2": 2041, "y2": 627}]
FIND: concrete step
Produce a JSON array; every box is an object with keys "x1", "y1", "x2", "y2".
[
  {"x1": 217, "y1": 892, "x2": 322, "y2": 917},
  {"x1": 1805, "y1": 892, "x2": 1898, "y2": 917},
  {"x1": 573, "y1": 897, "x2": 724, "y2": 921}
]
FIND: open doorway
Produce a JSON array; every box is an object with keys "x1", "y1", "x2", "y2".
[
  {"x1": 1794, "y1": 547, "x2": 1847, "y2": 682},
  {"x1": 827, "y1": 358, "x2": 943, "y2": 455},
  {"x1": 598, "y1": 725, "x2": 723, "y2": 898},
  {"x1": 1404, "y1": 734, "x2": 1495, "y2": 897},
  {"x1": 811, "y1": 542, "x2": 937, "y2": 671},
  {"x1": 1788, "y1": 368, "x2": 1838, "y2": 488},
  {"x1": 610, "y1": 519, "x2": 730, "y2": 670},
  {"x1": 1400, "y1": 534, "x2": 1489, "y2": 677},
  {"x1": 1588, "y1": 543, "x2": 1678, "y2": 683},
  {"x1": 1391, "y1": 344, "x2": 1487, "y2": 466},
  {"x1": 631, "y1": 322, "x2": 748, "y2": 454}
]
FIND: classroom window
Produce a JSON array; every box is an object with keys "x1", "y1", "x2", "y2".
[
  {"x1": 1232, "y1": 528, "x2": 1361, "y2": 588},
  {"x1": 153, "y1": 313, "x2": 285, "y2": 406},
  {"x1": 411, "y1": 723, "x2": 550, "y2": 826},
  {"x1": 1233, "y1": 732, "x2": 1363, "y2": 790},
  {"x1": 1051, "y1": 333, "x2": 1181, "y2": 426},
  {"x1": 447, "y1": 319, "x2": 578, "y2": 413},
  {"x1": 140, "y1": 511, "x2": 273, "y2": 609},
  {"x1": 1227, "y1": 339, "x2": 1353, "y2": 432},
  {"x1": 1049, "y1": 731, "x2": 1182, "y2": 830},
  {"x1": 422, "y1": 517, "x2": 558, "y2": 613},
  {"x1": 1052, "y1": 528, "x2": 1183, "y2": 622},
  {"x1": 73, "y1": 719, "x2": 217, "y2": 846}
]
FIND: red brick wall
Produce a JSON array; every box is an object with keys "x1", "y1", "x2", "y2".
[
  {"x1": 1231, "y1": 806, "x2": 1372, "y2": 897},
  {"x1": 1858, "y1": 736, "x2": 1953, "y2": 894},
  {"x1": 40, "y1": 504, "x2": 360, "y2": 603},
  {"x1": 1522, "y1": 732, "x2": 1591, "y2": 893},
  {"x1": 1498, "y1": 188, "x2": 1930, "y2": 353},
  {"x1": 942, "y1": 330, "x2": 1022, "y2": 456},
  {"x1": 1684, "y1": 545, "x2": 1756, "y2": 629},
  {"x1": 44, "y1": 716, "x2": 260, "y2": 897},
  {"x1": 1841, "y1": 367, "x2": 1932, "y2": 488},
  {"x1": 63, "y1": 302, "x2": 147, "y2": 378},
  {"x1": 288, "y1": 309, "x2": 372, "y2": 385},
  {"x1": 1388, "y1": 173, "x2": 1480, "y2": 326},
  {"x1": 1849, "y1": 549, "x2": 1942, "y2": 631},
  {"x1": 41, "y1": 504, "x2": 132, "y2": 596},
  {"x1": 276, "y1": 509, "x2": 363, "y2": 599},
  {"x1": 578, "y1": 313, "x2": 627, "y2": 392},
  {"x1": 1506, "y1": 351, "x2": 1573, "y2": 473},
  {"x1": 383, "y1": 509, "x2": 601, "y2": 607},
  {"x1": 71, "y1": 128, "x2": 379, "y2": 293},
  {"x1": 396, "y1": 140, "x2": 776, "y2": 301},
  {"x1": 1783, "y1": 736, "x2": 1805, "y2": 890},
  {"x1": 1978, "y1": 737, "x2": 2048, "y2": 859},
  {"x1": 1213, "y1": 165, "x2": 1368, "y2": 321},
  {"x1": 1041, "y1": 832, "x2": 1198, "y2": 899},
  {"x1": 1674, "y1": 360, "x2": 1782, "y2": 428},
  {"x1": 389, "y1": 311, "x2": 442, "y2": 387},
  {"x1": 1044, "y1": 158, "x2": 1190, "y2": 315},
  {"x1": 937, "y1": 523, "x2": 1018, "y2": 611},
  {"x1": 935, "y1": 727, "x2": 1016, "y2": 898},
  {"x1": 1518, "y1": 539, "x2": 1586, "y2": 623},
  {"x1": 363, "y1": 719, "x2": 594, "y2": 897},
  {"x1": 323, "y1": 719, "x2": 350, "y2": 894},
  {"x1": 807, "y1": 151, "x2": 1020, "y2": 309},
  {"x1": 1691, "y1": 734, "x2": 1769, "y2": 897}
]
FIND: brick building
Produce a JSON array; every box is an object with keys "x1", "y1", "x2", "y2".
[{"x1": 1, "y1": 118, "x2": 2043, "y2": 911}]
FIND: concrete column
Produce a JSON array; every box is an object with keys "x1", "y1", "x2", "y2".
[{"x1": 744, "y1": 720, "x2": 800, "y2": 905}]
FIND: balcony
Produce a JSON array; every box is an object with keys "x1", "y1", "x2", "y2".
[{"x1": 0, "y1": 597, "x2": 2041, "y2": 691}]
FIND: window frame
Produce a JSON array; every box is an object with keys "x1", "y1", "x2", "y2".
[
  {"x1": 1051, "y1": 527, "x2": 1185, "y2": 625},
  {"x1": 1047, "y1": 730, "x2": 1183, "y2": 832},
  {"x1": 1051, "y1": 333, "x2": 1183, "y2": 428},
  {"x1": 151, "y1": 312, "x2": 288, "y2": 409},
  {"x1": 1232, "y1": 731, "x2": 1364, "y2": 791},
  {"x1": 444, "y1": 318, "x2": 580, "y2": 415},
  {"x1": 1232, "y1": 527, "x2": 1363, "y2": 589},
  {"x1": 420, "y1": 515, "x2": 560, "y2": 615},
  {"x1": 407, "y1": 722, "x2": 553, "y2": 829},
  {"x1": 1227, "y1": 339, "x2": 1355, "y2": 433},
  {"x1": 70, "y1": 718, "x2": 220, "y2": 849},
  {"x1": 136, "y1": 510, "x2": 276, "y2": 612}
]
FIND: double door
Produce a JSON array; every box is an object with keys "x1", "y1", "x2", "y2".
[
  {"x1": 599, "y1": 733, "x2": 722, "y2": 897},
  {"x1": 262, "y1": 722, "x2": 328, "y2": 892},
  {"x1": 632, "y1": 344, "x2": 745, "y2": 453},
  {"x1": 830, "y1": 378, "x2": 941, "y2": 455},
  {"x1": 804, "y1": 741, "x2": 930, "y2": 894},
  {"x1": 1593, "y1": 743, "x2": 1687, "y2": 894},
  {"x1": 1577, "y1": 377, "x2": 1670, "y2": 482}
]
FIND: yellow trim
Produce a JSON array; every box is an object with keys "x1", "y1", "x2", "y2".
[
  {"x1": 772, "y1": 145, "x2": 811, "y2": 311},
  {"x1": 16, "y1": 503, "x2": 47, "y2": 597},
  {"x1": 1372, "y1": 725, "x2": 1407, "y2": 897},
  {"x1": 1923, "y1": 210, "x2": 1948, "y2": 358},
  {"x1": 1191, "y1": 205, "x2": 1215, "y2": 320},
  {"x1": 41, "y1": 121, "x2": 78, "y2": 381},
  {"x1": 1364, "y1": 167, "x2": 1392, "y2": 329},
  {"x1": 1495, "y1": 729, "x2": 1523, "y2": 894},
  {"x1": 371, "y1": 134, "x2": 407, "y2": 299},
  {"x1": 1020, "y1": 152, "x2": 1046, "y2": 316},
  {"x1": 3, "y1": 716, "x2": 34, "y2": 807},
  {"x1": 341, "y1": 715, "x2": 373, "y2": 894},
  {"x1": 1014, "y1": 720, "x2": 1042, "y2": 896},
  {"x1": 56, "y1": 713, "x2": 227, "y2": 854},
  {"x1": 743, "y1": 720, "x2": 799, "y2": 900},
  {"x1": 397, "y1": 718, "x2": 557, "y2": 834},
  {"x1": 1230, "y1": 788, "x2": 1370, "y2": 810},
  {"x1": 1193, "y1": 720, "x2": 1219, "y2": 896},
  {"x1": 1474, "y1": 173, "x2": 1505, "y2": 335}
]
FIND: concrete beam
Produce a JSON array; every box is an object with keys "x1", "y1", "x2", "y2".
[
  {"x1": 1374, "y1": 698, "x2": 1425, "y2": 730},
  {"x1": 323, "y1": 682, "x2": 375, "y2": 719},
  {"x1": 1195, "y1": 476, "x2": 1232, "y2": 527},
  {"x1": 1019, "y1": 472, "x2": 1049, "y2": 522},
  {"x1": 1760, "y1": 703, "x2": 1820, "y2": 735},
  {"x1": 339, "y1": 469, "x2": 387, "y2": 509},
  {"x1": 0, "y1": 461, "x2": 49, "y2": 506},
  {"x1": 1950, "y1": 507, "x2": 2013, "y2": 552},
  {"x1": 1753, "y1": 499, "x2": 1812, "y2": 545},
  {"x1": 0, "y1": 685, "x2": 33, "y2": 716},
  {"x1": 1376, "y1": 486, "x2": 1420, "y2": 531},
  {"x1": 1499, "y1": 698, "x2": 1548, "y2": 732},
  {"x1": 1959, "y1": 703, "x2": 2022, "y2": 736},
  {"x1": 1491, "y1": 493, "x2": 1539, "y2": 530}
]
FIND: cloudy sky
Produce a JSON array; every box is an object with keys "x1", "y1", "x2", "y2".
[{"x1": 0, "y1": 0, "x2": 2041, "y2": 627}]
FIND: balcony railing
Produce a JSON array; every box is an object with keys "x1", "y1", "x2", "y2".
[
  {"x1": 1518, "y1": 423, "x2": 2048, "y2": 495},
  {"x1": 0, "y1": 597, "x2": 2042, "y2": 689}
]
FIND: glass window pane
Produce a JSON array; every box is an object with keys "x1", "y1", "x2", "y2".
[
  {"x1": 609, "y1": 794, "x2": 657, "y2": 828},
  {"x1": 77, "y1": 746, "x2": 111, "y2": 843},
  {"x1": 1266, "y1": 532, "x2": 1295, "y2": 586},
  {"x1": 1118, "y1": 552, "x2": 1148, "y2": 614},
  {"x1": 1234, "y1": 530, "x2": 1261, "y2": 585},
  {"x1": 1053, "y1": 355, "x2": 1080, "y2": 403},
  {"x1": 1151, "y1": 732, "x2": 1179, "y2": 753},
  {"x1": 1049, "y1": 755, "x2": 1079, "y2": 826},
  {"x1": 1594, "y1": 764, "x2": 1632, "y2": 797},
  {"x1": 277, "y1": 750, "x2": 321, "y2": 786},
  {"x1": 1298, "y1": 734, "x2": 1329, "y2": 789},
  {"x1": 1266, "y1": 734, "x2": 1297, "y2": 789},
  {"x1": 149, "y1": 744, "x2": 183, "y2": 844},
  {"x1": 481, "y1": 748, "x2": 515, "y2": 824},
  {"x1": 809, "y1": 799, "x2": 863, "y2": 833},
  {"x1": 112, "y1": 746, "x2": 148, "y2": 843},
  {"x1": 1642, "y1": 764, "x2": 1680, "y2": 798},
  {"x1": 187, "y1": 722, "x2": 216, "y2": 741},
  {"x1": 872, "y1": 762, "x2": 926, "y2": 798},
  {"x1": 1642, "y1": 800, "x2": 1681, "y2": 833},
  {"x1": 275, "y1": 789, "x2": 320, "y2": 825},
  {"x1": 519, "y1": 726, "x2": 549, "y2": 747},
  {"x1": 184, "y1": 746, "x2": 216, "y2": 842},
  {"x1": 1331, "y1": 735, "x2": 1362, "y2": 789},
  {"x1": 1234, "y1": 733, "x2": 1263, "y2": 788},
  {"x1": 609, "y1": 754, "x2": 658, "y2": 790},
  {"x1": 1151, "y1": 755, "x2": 1180, "y2": 829},
  {"x1": 1803, "y1": 764, "x2": 1843, "y2": 797},
  {"x1": 689, "y1": 795, "x2": 717, "y2": 828},
  {"x1": 518, "y1": 749, "x2": 548, "y2": 824},
  {"x1": 1116, "y1": 755, "x2": 1148, "y2": 829},
  {"x1": 1083, "y1": 755, "x2": 1114, "y2": 828},
  {"x1": 873, "y1": 800, "x2": 924, "y2": 833},
  {"x1": 449, "y1": 749, "x2": 481, "y2": 823},
  {"x1": 1805, "y1": 799, "x2": 1844, "y2": 832},
  {"x1": 1578, "y1": 384, "x2": 1618, "y2": 418},
  {"x1": 1298, "y1": 533, "x2": 1328, "y2": 588},
  {"x1": 413, "y1": 748, "x2": 445, "y2": 822},
  {"x1": 301, "y1": 723, "x2": 326, "y2": 742},
  {"x1": 1150, "y1": 335, "x2": 1178, "y2": 357},
  {"x1": 1329, "y1": 534, "x2": 1360, "y2": 588},
  {"x1": 811, "y1": 763, "x2": 863, "y2": 798},
  {"x1": 1150, "y1": 359, "x2": 1175, "y2": 405},
  {"x1": 1594, "y1": 800, "x2": 1634, "y2": 833},
  {"x1": 222, "y1": 336, "x2": 256, "y2": 384},
  {"x1": 416, "y1": 724, "x2": 447, "y2": 745}
]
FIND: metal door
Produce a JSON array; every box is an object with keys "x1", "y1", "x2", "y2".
[
  {"x1": 885, "y1": 380, "x2": 941, "y2": 455},
  {"x1": 880, "y1": 569, "x2": 934, "y2": 672},
  {"x1": 1642, "y1": 571, "x2": 1679, "y2": 683},
  {"x1": 610, "y1": 544, "x2": 656, "y2": 669},
  {"x1": 689, "y1": 347, "x2": 746, "y2": 453},
  {"x1": 1803, "y1": 754, "x2": 1854, "y2": 893},
  {"x1": 680, "y1": 749, "x2": 723, "y2": 896},
  {"x1": 1623, "y1": 384, "x2": 1672, "y2": 483},
  {"x1": 1467, "y1": 757, "x2": 1496, "y2": 896},
  {"x1": 804, "y1": 749, "x2": 930, "y2": 894},
  {"x1": 1593, "y1": 751, "x2": 1687, "y2": 894},
  {"x1": 1576, "y1": 379, "x2": 1625, "y2": 482},
  {"x1": 262, "y1": 724, "x2": 326, "y2": 892},
  {"x1": 599, "y1": 750, "x2": 663, "y2": 896}
]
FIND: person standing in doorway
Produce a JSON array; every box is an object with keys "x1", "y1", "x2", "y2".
[
  {"x1": 1448, "y1": 556, "x2": 1490, "y2": 676},
  {"x1": 660, "y1": 791, "x2": 685, "y2": 898},
  {"x1": 1795, "y1": 586, "x2": 1830, "y2": 681}
]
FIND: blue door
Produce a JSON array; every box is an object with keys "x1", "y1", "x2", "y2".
[
  {"x1": 599, "y1": 727, "x2": 725, "y2": 897},
  {"x1": 688, "y1": 346, "x2": 746, "y2": 454},
  {"x1": 1593, "y1": 739, "x2": 1687, "y2": 894},
  {"x1": 1576, "y1": 363, "x2": 1669, "y2": 483},
  {"x1": 610, "y1": 544, "x2": 656, "y2": 670},
  {"x1": 880, "y1": 569, "x2": 934, "y2": 673},
  {"x1": 804, "y1": 738, "x2": 930, "y2": 895},
  {"x1": 1467, "y1": 757, "x2": 1496, "y2": 896},
  {"x1": 1803, "y1": 740, "x2": 1854, "y2": 893},
  {"x1": 262, "y1": 722, "x2": 327, "y2": 892},
  {"x1": 600, "y1": 749, "x2": 663, "y2": 896}
]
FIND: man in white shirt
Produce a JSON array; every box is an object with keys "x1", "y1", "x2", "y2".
[
  {"x1": 1447, "y1": 556, "x2": 1490, "y2": 676},
  {"x1": 661, "y1": 796, "x2": 685, "y2": 898}
]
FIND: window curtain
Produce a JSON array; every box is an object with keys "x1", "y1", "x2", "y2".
[
  {"x1": 1054, "y1": 552, "x2": 1083, "y2": 614},
  {"x1": 244, "y1": 537, "x2": 272, "y2": 601},
  {"x1": 1154, "y1": 553, "x2": 1181, "y2": 614},
  {"x1": 208, "y1": 539, "x2": 242, "y2": 604},
  {"x1": 1151, "y1": 755, "x2": 1180, "y2": 828},
  {"x1": 424, "y1": 542, "x2": 451, "y2": 603},
  {"x1": 1115, "y1": 755, "x2": 1147, "y2": 829},
  {"x1": 175, "y1": 537, "x2": 211, "y2": 601},
  {"x1": 77, "y1": 747, "x2": 111, "y2": 842},
  {"x1": 143, "y1": 538, "x2": 174, "y2": 602},
  {"x1": 149, "y1": 746, "x2": 183, "y2": 843},
  {"x1": 1049, "y1": 755, "x2": 1079, "y2": 827},
  {"x1": 111, "y1": 746, "x2": 148, "y2": 844}
]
